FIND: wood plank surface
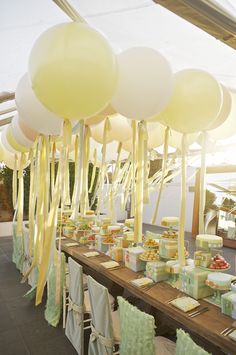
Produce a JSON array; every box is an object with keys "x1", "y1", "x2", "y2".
[{"x1": 60, "y1": 238, "x2": 236, "y2": 354}]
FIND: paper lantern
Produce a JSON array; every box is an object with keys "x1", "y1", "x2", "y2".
[
  {"x1": 29, "y1": 22, "x2": 117, "y2": 120},
  {"x1": 111, "y1": 47, "x2": 173, "y2": 120},
  {"x1": 206, "y1": 85, "x2": 232, "y2": 130},
  {"x1": 153, "y1": 69, "x2": 222, "y2": 133}
]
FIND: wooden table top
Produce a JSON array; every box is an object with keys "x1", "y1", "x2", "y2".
[{"x1": 60, "y1": 238, "x2": 236, "y2": 354}]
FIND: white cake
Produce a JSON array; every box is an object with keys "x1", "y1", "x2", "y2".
[
  {"x1": 196, "y1": 234, "x2": 223, "y2": 249},
  {"x1": 161, "y1": 217, "x2": 179, "y2": 227},
  {"x1": 206, "y1": 272, "x2": 234, "y2": 290}
]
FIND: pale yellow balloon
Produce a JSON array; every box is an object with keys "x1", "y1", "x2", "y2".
[
  {"x1": 7, "y1": 126, "x2": 29, "y2": 153},
  {"x1": 0, "y1": 139, "x2": 29, "y2": 170},
  {"x1": 209, "y1": 90, "x2": 236, "y2": 141},
  {"x1": 109, "y1": 114, "x2": 132, "y2": 142},
  {"x1": 85, "y1": 104, "x2": 116, "y2": 126},
  {"x1": 206, "y1": 85, "x2": 232, "y2": 130},
  {"x1": 29, "y1": 22, "x2": 117, "y2": 120},
  {"x1": 168, "y1": 128, "x2": 198, "y2": 149},
  {"x1": 152, "y1": 69, "x2": 222, "y2": 133},
  {"x1": 0, "y1": 141, "x2": 5, "y2": 161},
  {"x1": 90, "y1": 120, "x2": 114, "y2": 144}
]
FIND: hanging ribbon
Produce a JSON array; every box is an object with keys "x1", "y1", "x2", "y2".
[
  {"x1": 88, "y1": 148, "x2": 97, "y2": 194},
  {"x1": 16, "y1": 153, "x2": 25, "y2": 237},
  {"x1": 151, "y1": 127, "x2": 170, "y2": 224},
  {"x1": 131, "y1": 120, "x2": 137, "y2": 217},
  {"x1": 71, "y1": 121, "x2": 84, "y2": 220},
  {"x1": 134, "y1": 121, "x2": 145, "y2": 243},
  {"x1": 80, "y1": 125, "x2": 90, "y2": 215},
  {"x1": 178, "y1": 133, "x2": 187, "y2": 268},
  {"x1": 142, "y1": 122, "x2": 149, "y2": 204},
  {"x1": 12, "y1": 154, "x2": 18, "y2": 210},
  {"x1": 71, "y1": 134, "x2": 79, "y2": 212},
  {"x1": 50, "y1": 139, "x2": 56, "y2": 205},
  {"x1": 96, "y1": 117, "x2": 111, "y2": 216},
  {"x1": 199, "y1": 131, "x2": 207, "y2": 234}
]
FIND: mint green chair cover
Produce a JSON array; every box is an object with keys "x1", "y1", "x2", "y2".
[
  {"x1": 12, "y1": 212, "x2": 24, "y2": 273},
  {"x1": 176, "y1": 329, "x2": 211, "y2": 355},
  {"x1": 65, "y1": 257, "x2": 85, "y2": 355},
  {"x1": 44, "y1": 252, "x2": 65, "y2": 327},
  {"x1": 118, "y1": 296, "x2": 155, "y2": 355}
]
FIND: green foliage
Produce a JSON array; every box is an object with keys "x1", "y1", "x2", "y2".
[{"x1": 0, "y1": 164, "x2": 13, "y2": 212}]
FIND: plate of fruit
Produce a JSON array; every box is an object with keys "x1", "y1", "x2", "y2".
[
  {"x1": 202, "y1": 254, "x2": 230, "y2": 271},
  {"x1": 143, "y1": 239, "x2": 159, "y2": 250},
  {"x1": 139, "y1": 250, "x2": 159, "y2": 262}
]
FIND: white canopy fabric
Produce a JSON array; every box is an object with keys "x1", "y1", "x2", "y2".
[{"x1": 1, "y1": 0, "x2": 236, "y2": 98}]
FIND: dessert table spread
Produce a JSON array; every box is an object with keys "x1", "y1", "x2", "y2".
[{"x1": 59, "y1": 237, "x2": 236, "y2": 355}]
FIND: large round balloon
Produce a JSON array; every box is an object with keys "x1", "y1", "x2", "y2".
[
  {"x1": 168, "y1": 128, "x2": 198, "y2": 149},
  {"x1": 90, "y1": 120, "x2": 114, "y2": 144},
  {"x1": 1, "y1": 126, "x2": 19, "y2": 154},
  {"x1": 85, "y1": 104, "x2": 116, "y2": 126},
  {"x1": 109, "y1": 114, "x2": 132, "y2": 142},
  {"x1": 11, "y1": 114, "x2": 35, "y2": 148},
  {"x1": 111, "y1": 47, "x2": 173, "y2": 120},
  {"x1": 206, "y1": 85, "x2": 232, "y2": 130},
  {"x1": 0, "y1": 136, "x2": 29, "y2": 170},
  {"x1": 29, "y1": 22, "x2": 117, "y2": 120},
  {"x1": 153, "y1": 69, "x2": 222, "y2": 133},
  {"x1": 18, "y1": 118, "x2": 38, "y2": 141},
  {"x1": 209, "y1": 90, "x2": 236, "y2": 141},
  {"x1": 16, "y1": 73, "x2": 77, "y2": 135},
  {"x1": 7, "y1": 125, "x2": 29, "y2": 153},
  {"x1": 123, "y1": 122, "x2": 164, "y2": 151}
]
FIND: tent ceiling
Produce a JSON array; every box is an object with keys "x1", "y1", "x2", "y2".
[{"x1": 153, "y1": 0, "x2": 236, "y2": 50}]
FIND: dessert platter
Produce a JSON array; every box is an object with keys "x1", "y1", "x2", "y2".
[{"x1": 139, "y1": 250, "x2": 159, "y2": 262}]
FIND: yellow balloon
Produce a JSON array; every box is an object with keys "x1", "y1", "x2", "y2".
[
  {"x1": 29, "y1": 22, "x2": 117, "y2": 120},
  {"x1": 0, "y1": 141, "x2": 5, "y2": 161},
  {"x1": 206, "y1": 85, "x2": 232, "y2": 130},
  {"x1": 85, "y1": 104, "x2": 116, "y2": 126},
  {"x1": 168, "y1": 128, "x2": 198, "y2": 149},
  {"x1": 6, "y1": 126, "x2": 29, "y2": 153},
  {"x1": 152, "y1": 69, "x2": 222, "y2": 134}
]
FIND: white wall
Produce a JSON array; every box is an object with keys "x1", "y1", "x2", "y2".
[{"x1": 143, "y1": 167, "x2": 196, "y2": 232}]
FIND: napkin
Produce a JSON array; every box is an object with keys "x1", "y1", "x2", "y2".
[
  {"x1": 100, "y1": 261, "x2": 120, "y2": 269},
  {"x1": 65, "y1": 242, "x2": 79, "y2": 247},
  {"x1": 83, "y1": 251, "x2": 100, "y2": 257},
  {"x1": 170, "y1": 296, "x2": 200, "y2": 312},
  {"x1": 130, "y1": 277, "x2": 153, "y2": 288}
]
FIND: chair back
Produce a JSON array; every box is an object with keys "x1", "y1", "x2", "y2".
[
  {"x1": 118, "y1": 296, "x2": 155, "y2": 355},
  {"x1": 87, "y1": 275, "x2": 114, "y2": 355},
  {"x1": 176, "y1": 329, "x2": 211, "y2": 355},
  {"x1": 65, "y1": 257, "x2": 85, "y2": 355}
]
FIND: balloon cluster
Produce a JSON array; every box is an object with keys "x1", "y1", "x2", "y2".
[{"x1": 1, "y1": 21, "x2": 233, "y2": 169}]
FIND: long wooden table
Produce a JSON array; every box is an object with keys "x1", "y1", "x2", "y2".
[{"x1": 60, "y1": 238, "x2": 236, "y2": 355}]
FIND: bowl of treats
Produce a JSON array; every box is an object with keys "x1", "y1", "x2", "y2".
[
  {"x1": 139, "y1": 250, "x2": 159, "y2": 262},
  {"x1": 143, "y1": 239, "x2": 159, "y2": 250}
]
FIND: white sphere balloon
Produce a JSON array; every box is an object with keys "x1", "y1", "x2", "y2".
[
  {"x1": 109, "y1": 114, "x2": 132, "y2": 142},
  {"x1": 1, "y1": 126, "x2": 19, "y2": 154},
  {"x1": 90, "y1": 120, "x2": 114, "y2": 144},
  {"x1": 111, "y1": 47, "x2": 173, "y2": 120},
  {"x1": 15, "y1": 73, "x2": 77, "y2": 135},
  {"x1": 11, "y1": 114, "x2": 34, "y2": 148}
]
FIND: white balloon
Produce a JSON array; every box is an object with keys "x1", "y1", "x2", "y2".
[
  {"x1": 111, "y1": 47, "x2": 173, "y2": 120},
  {"x1": 15, "y1": 73, "x2": 77, "y2": 135},
  {"x1": 11, "y1": 114, "x2": 34, "y2": 148},
  {"x1": 1, "y1": 126, "x2": 19, "y2": 154},
  {"x1": 0, "y1": 134, "x2": 29, "y2": 170},
  {"x1": 90, "y1": 120, "x2": 114, "y2": 144}
]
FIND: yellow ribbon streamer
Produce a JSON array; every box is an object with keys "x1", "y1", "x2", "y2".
[
  {"x1": 199, "y1": 131, "x2": 207, "y2": 234},
  {"x1": 88, "y1": 148, "x2": 97, "y2": 194},
  {"x1": 12, "y1": 154, "x2": 18, "y2": 210},
  {"x1": 178, "y1": 133, "x2": 187, "y2": 268},
  {"x1": 131, "y1": 120, "x2": 137, "y2": 217},
  {"x1": 151, "y1": 127, "x2": 170, "y2": 224},
  {"x1": 16, "y1": 153, "x2": 25, "y2": 236}
]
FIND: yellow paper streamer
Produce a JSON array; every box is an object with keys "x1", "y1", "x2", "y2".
[
  {"x1": 131, "y1": 120, "x2": 137, "y2": 217},
  {"x1": 151, "y1": 127, "x2": 170, "y2": 224},
  {"x1": 178, "y1": 133, "x2": 187, "y2": 268},
  {"x1": 88, "y1": 148, "x2": 97, "y2": 194},
  {"x1": 80, "y1": 125, "x2": 90, "y2": 215},
  {"x1": 71, "y1": 134, "x2": 79, "y2": 211},
  {"x1": 134, "y1": 121, "x2": 145, "y2": 243},
  {"x1": 16, "y1": 153, "x2": 25, "y2": 236},
  {"x1": 12, "y1": 154, "x2": 18, "y2": 210},
  {"x1": 199, "y1": 131, "x2": 207, "y2": 234},
  {"x1": 142, "y1": 122, "x2": 149, "y2": 204}
]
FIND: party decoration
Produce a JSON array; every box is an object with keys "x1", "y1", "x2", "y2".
[
  {"x1": 1, "y1": 126, "x2": 19, "y2": 155},
  {"x1": 16, "y1": 73, "x2": 74, "y2": 135},
  {"x1": 168, "y1": 129, "x2": 198, "y2": 150},
  {"x1": 153, "y1": 69, "x2": 222, "y2": 133},
  {"x1": 85, "y1": 104, "x2": 116, "y2": 126},
  {"x1": 18, "y1": 118, "x2": 38, "y2": 142},
  {"x1": 29, "y1": 22, "x2": 117, "y2": 120},
  {"x1": 0, "y1": 141, "x2": 4, "y2": 161},
  {"x1": 7, "y1": 125, "x2": 29, "y2": 153},
  {"x1": 90, "y1": 119, "x2": 113, "y2": 144},
  {"x1": 109, "y1": 114, "x2": 132, "y2": 142},
  {"x1": 206, "y1": 85, "x2": 232, "y2": 130},
  {"x1": 0, "y1": 138, "x2": 28, "y2": 170},
  {"x1": 11, "y1": 114, "x2": 35, "y2": 148},
  {"x1": 111, "y1": 47, "x2": 173, "y2": 120},
  {"x1": 209, "y1": 90, "x2": 236, "y2": 141}
]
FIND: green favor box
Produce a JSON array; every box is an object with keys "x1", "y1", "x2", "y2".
[{"x1": 181, "y1": 266, "x2": 214, "y2": 300}]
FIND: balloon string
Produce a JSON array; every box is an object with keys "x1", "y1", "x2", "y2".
[
  {"x1": 178, "y1": 133, "x2": 187, "y2": 268},
  {"x1": 199, "y1": 131, "x2": 207, "y2": 234},
  {"x1": 71, "y1": 134, "x2": 79, "y2": 212},
  {"x1": 143, "y1": 122, "x2": 149, "y2": 204},
  {"x1": 52, "y1": 0, "x2": 87, "y2": 24},
  {"x1": 134, "y1": 121, "x2": 145, "y2": 243},
  {"x1": 131, "y1": 120, "x2": 137, "y2": 217},
  {"x1": 89, "y1": 148, "x2": 97, "y2": 194},
  {"x1": 12, "y1": 154, "x2": 17, "y2": 210},
  {"x1": 151, "y1": 126, "x2": 170, "y2": 224}
]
